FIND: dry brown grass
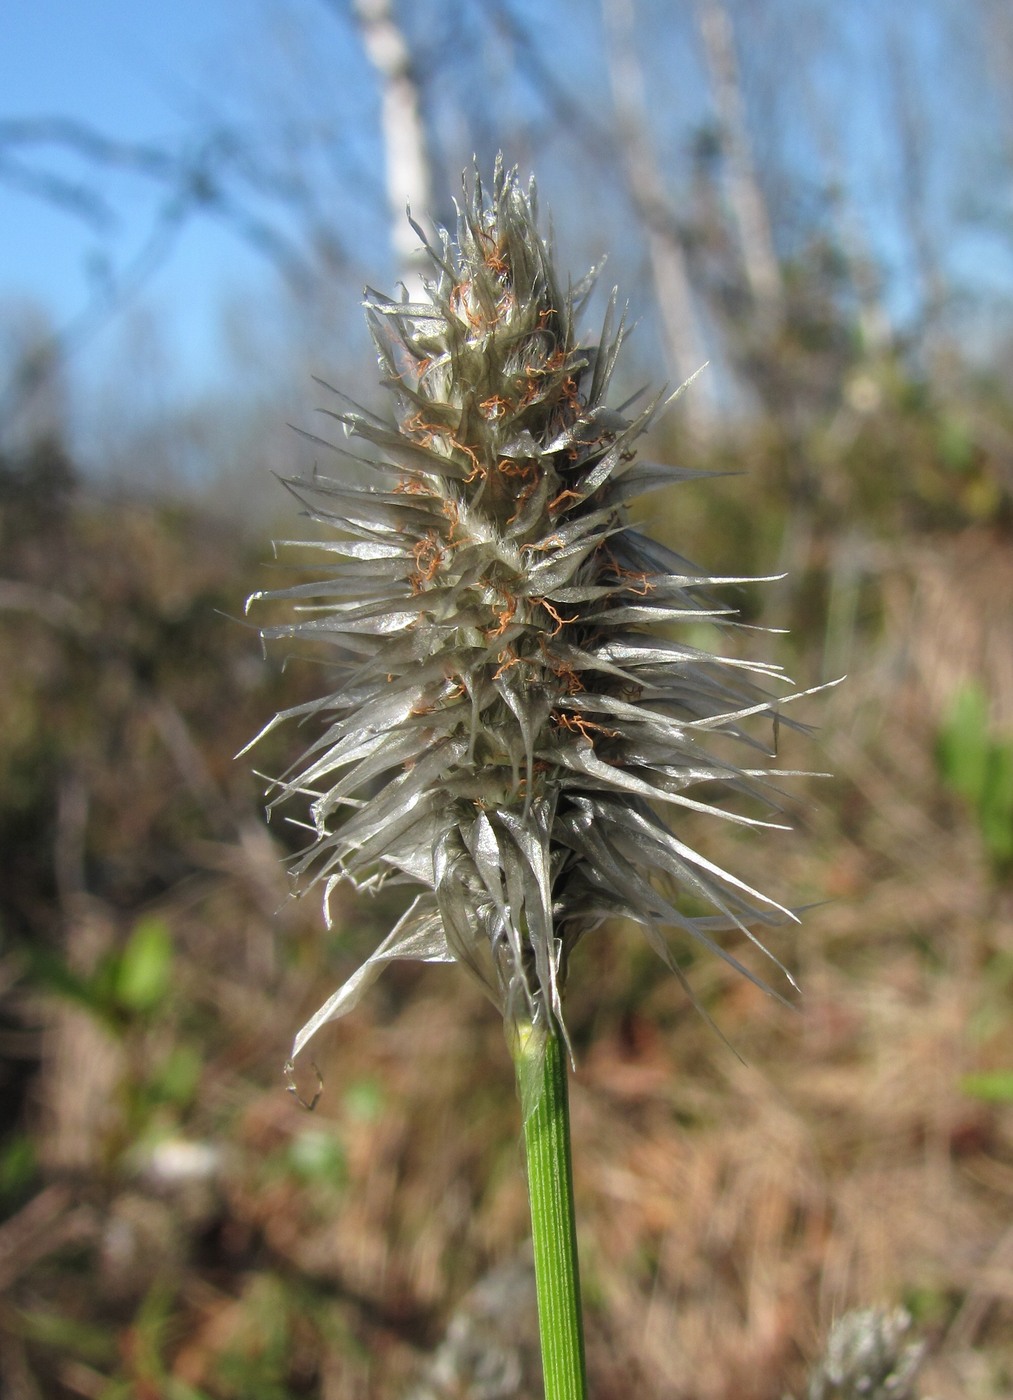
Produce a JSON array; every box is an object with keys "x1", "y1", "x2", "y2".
[{"x1": 2, "y1": 494, "x2": 1012, "y2": 1398}]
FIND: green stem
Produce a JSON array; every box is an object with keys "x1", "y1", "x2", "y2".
[{"x1": 515, "y1": 1018, "x2": 588, "y2": 1400}]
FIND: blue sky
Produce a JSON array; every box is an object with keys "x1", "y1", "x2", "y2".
[
  {"x1": 1, "y1": 1, "x2": 308, "y2": 403},
  {"x1": 4, "y1": 0, "x2": 1013, "y2": 466}
]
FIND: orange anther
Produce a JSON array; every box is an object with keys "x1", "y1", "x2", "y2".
[
  {"x1": 536, "y1": 598, "x2": 578, "y2": 636},
  {"x1": 493, "y1": 648, "x2": 522, "y2": 679},
  {"x1": 487, "y1": 591, "x2": 517, "y2": 638},
  {"x1": 520, "y1": 535, "x2": 563, "y2": 556},
  {"x1": 479, "y1": 394, "x2": 511, "y2": 420},
  {"x1": 553, "y1": 712, "x2": 618, "y2": 744}
]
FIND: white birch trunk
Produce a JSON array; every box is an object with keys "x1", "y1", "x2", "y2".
[
  {"x1": 353, "y1": 0, "x2": 434, "y2": 294},
  {"x1": 697, "y1": 0, "x2": 784, "y2": 331},
  {"x1": 603, "y1": 0, "x2": 712, "y2": 439}
]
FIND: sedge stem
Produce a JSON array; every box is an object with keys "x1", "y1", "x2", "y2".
[{"x1": 515, "y1": 1018, "x2": 588, "y2": 1400}]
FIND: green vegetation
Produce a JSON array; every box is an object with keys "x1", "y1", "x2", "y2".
[{"x1": 937, "y1": 684, "x2": 1013, "y2": 873}]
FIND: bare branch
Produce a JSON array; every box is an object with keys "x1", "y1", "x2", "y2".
[
  {"x1": 0, "y1": 112, "x2": 348, "y2": 433},
  {"x1": 487, "y1": 2, "x2": 620, "y2": 166},
  {"x1": 603, "y1": 0, "x2": 712, "y2": 436},
  {"x1": 0, "y1": 116, "x2": 178, "y2": 180},
  {"x1": 697, "y1": 0, "x2": 783, "y2": 331},
  {"x1": 0, "y1": 149, "x2": 112, "y2": 228}
]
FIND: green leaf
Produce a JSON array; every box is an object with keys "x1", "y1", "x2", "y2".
[
  {"x1": 147, "y1": 1044, "x2": 202, "y2": 1106},
  {"x1": 344, "y1": 1078, "x2": 384, "y2": 1122},
  {"x1": 115, "y1": 917, "x2": 174, "y2": 1013},
  {"x1": 286, "y1": 1128, "x2": 347, "y2": 1186},
  {"x1": 937, "y1": 686, "x2": 1013, "y2": 872},
  {"x1": 16, "y1": 1307, "x2": 116, "y2": 1365},
  {"x1": 0, "y1": 1133, "x2": 37, "y2": 1202},
  {"x1": 960, "y1": 1070, "x2": 1013, "y2": 1103},
  {"x1": 937, "y1": 684, "x2": 990, "y2": 806},
  {"x1": 981, "y1": 742, "x2": 1013, "y2": 865},
  {"x1": 22, "y1": 944, "x2": 106, "y2": 1014}
]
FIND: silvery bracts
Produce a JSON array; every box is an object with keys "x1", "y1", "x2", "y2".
[{"x1": 247, "y1": 157, "x2": 828, "y2": 1067}]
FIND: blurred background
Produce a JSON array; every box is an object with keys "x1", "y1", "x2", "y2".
[{"x1": 2, "y1": 2, "x2": 1012, "y2": 1397}]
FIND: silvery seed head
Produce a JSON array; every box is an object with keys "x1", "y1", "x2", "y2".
[
  {"x1": 249, "y1": 158, "x2": 824, "y2": 1067},
  {"x1": 805, "y1": 1308, "x2": 926, "y2": 1400}
]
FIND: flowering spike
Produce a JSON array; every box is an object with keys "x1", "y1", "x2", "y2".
[{"x1": 251, "y1": 161, "x2": 824, "y2": 1063}]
